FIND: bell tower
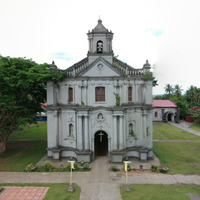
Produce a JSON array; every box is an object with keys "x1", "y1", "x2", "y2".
[{"x1": 87, "y1": 19, "x2": 114, "y2": 64}]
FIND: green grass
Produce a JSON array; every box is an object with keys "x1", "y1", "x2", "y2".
[
  {"x1": 154, "y1": 141, "x2": 200, "y2": 174},
  {"x1": 120, "y1": 184, "x2": 200, "y2": 200},
  {"x1": 0, "y1": 183, "x2": 80, "y2": 200},
  {"x1": 0, "y1": 140, "x2": 47, "y2": 171},
  {"x1": 9, "y1": 121, "x2": 47, "y2": 140},
  {"x1": 153, "y1": 123, "x2": 200, "y2": 140},
  {"x1": 189, "y1": 122, "x2": 200, "y2": 132}
]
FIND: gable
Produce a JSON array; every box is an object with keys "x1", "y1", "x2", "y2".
[{"x1": 81, "y1": 58, "x2": 121, "y2": 77}]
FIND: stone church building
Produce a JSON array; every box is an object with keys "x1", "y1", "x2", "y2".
[{"x1": 47, "y1": 20, "x2": 154, "y2": 162}]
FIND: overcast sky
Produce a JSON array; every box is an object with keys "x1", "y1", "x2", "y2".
[{"x1": 1, "y1": 0, "x2": 200, "y2": 95}]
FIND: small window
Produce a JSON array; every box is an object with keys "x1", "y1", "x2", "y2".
[
  {"x1": 155, "y1": 112, "x2": 158, "y2": 117},
  {"x1": 128, "y1": 87, "x2": 132, "y2": 101},
  {"x1": 69, "y1": 87, "x2": 73, "y2": 102},
  {"x1": 95, "y1": 87, "x2": 105, "y2": 101}
]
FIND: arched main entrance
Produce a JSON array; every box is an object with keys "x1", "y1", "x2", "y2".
[{"x1": 95, "y1": 131, "x2": 108, "y2": 156}]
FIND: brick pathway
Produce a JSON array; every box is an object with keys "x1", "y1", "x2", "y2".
[{"x1": 0, "y1": 186, "x2": 49, "y2": 200}]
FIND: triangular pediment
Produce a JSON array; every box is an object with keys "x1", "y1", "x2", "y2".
[{"x1": 80, "y1": 57, "x2": 121, "y2": 77}]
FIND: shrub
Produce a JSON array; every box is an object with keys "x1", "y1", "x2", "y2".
[
  {"x1": 80, "y1": 160, "x2": 85, "y2": 167},
  {"x1": 65, "y1": 163, "x2": 72, "y2": 171},
  {"x1": 74, "y1": 163, "x2": 79, "y2": 170},
  {"x1": 110, "y1": 165, "x2": 119, "y2": 172},
  {"x1": 159, "y1": 166, "x2": 169, "y2": 173},
  {"x1": 43, "y1": 162, "x2": 53, "y2": 172},
  {"x1": 25, "y1": 163, "x2": 34, "y2": 172},
  {"x1": 82, "y1": 163, "x2": 90, "y2": 170},
  {"x1": 65, "y1": 162, "x2": 78, "y2": 171},
  {"x1": 151, "y1": 165, "x2": 158, "y2": 172},
  {"x1": 127, "y1": 164, "x2": 131, "y2": 171}
]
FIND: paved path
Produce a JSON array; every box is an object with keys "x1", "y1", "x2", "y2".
[
  {"x1": 0, "y1": 157, "x2": 200, "y2": 200},
  {"x1": 169, "y1": 121, "x2": 200, "y2": 137}
]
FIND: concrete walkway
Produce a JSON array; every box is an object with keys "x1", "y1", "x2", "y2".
[
  {"x1": 169, "y1": 120, "x2": 200, "y2": 137},
  {"x1": 0, "y1": 156, "x2": 200, "y2": 200}
]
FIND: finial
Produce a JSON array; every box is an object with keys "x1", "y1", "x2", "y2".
[
  {"x1": 143, "y1": 59, "x2": 150, "y2": 68},
  {"x1": 49, "y1": 61, "x2": 57, "y2": 69},
  {"x1": 98, "y1": 16, "x2": 102, "y2": 24}
]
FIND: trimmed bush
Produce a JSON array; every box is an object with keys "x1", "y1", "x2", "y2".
[
  {"x1": 82, "y1": 163, "x2": 90, "y2": 170},
  {"x1": 110, "y1": 165, "x2": 119, "y2": 172},
  {"x1": 151, "y1": 165, "x2": 158, "y2": 172}
]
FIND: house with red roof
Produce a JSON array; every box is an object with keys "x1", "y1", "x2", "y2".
[{"x1": 153, "y1": 100, "x2": 179, "y2": 122}]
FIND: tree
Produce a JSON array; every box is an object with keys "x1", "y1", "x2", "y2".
[
  {"x1": 164, "y1": 84, "x2": 174, "y2": 98},
  {"x1": 0, "y1": 56, "x2": 66, "y2": 153},
  {"x1": 174, "y1": 84, "x2": 183, "y2": 98}
]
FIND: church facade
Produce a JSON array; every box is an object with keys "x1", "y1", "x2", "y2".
[{"x1": 47, "y1": 20, "x2": 154, "y2": 162}]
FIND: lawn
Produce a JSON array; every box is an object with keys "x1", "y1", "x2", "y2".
[
  {"x1": 120, "y1": 184, "x2": 200, "y2": 200},
  {"x1": 153, "y1": 122, "x2": 200, "y2": 140},
  {"x1": 9, "y1": 121, "x2": 47, "y2": 140},
  {"x1": 189, "y1": 122, "x2": 200, "y2": 132},
  {"x1": 154, "y1": 142, "x2": 200, "y2": 174},
  {"x1": 0, "y1": 183, "x2": 80, "y2": 200},
  {"x1": 1, "y1": 122, "x2": 47, "y2": 171},
  {"x1": 0, "y1": 140, "x2": 47, "y2": 172},
  {"x1": 153, "y1": 122, "x2": 200, "y2": 174}
]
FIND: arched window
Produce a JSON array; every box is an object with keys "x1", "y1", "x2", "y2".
[
  {"x1": 69, "y1": 124, "x2": 73, "y2": 137},
  {"x1": 97, "y1": 40, "x2": 103, "y2": 53},
  {"x1": 68, "y1": 87, "x2": 73, "y2": 102},
  {"x1": 95, "y1": 87, "x2": 105, "y2": 101},
  {"x1": 128, "y1": 87, "x2": 132, "y2": 101}
]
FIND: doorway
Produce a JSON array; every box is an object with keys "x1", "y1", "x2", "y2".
[{"x1": 95, "y1": 131, "x2": 108, "y2": 156}]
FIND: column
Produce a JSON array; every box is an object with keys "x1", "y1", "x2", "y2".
[
  {"x1": 135, "y1": 84, "x2": 138, "y2": 103},
  {"x1": 108, "y1": 138, "x2": 111, "y2": 161},
  {"x1": 84, "y1": 116, "x2": 89, "y2": 150},
  {"x1": 119, "y1": 116, "x2": 123, "y2": 149},
  {"x1": 91, "y1": 138, "x2": 94, "y2": 160},
  {"x1": 54, "y1": 111, "x2": 59, "y2": 147},
  {"x1": 113, "y1": 116, "x2": 117, "y2": 150},
  {"x1": 85, "y1": 86, "x2": 87, "y2": 105},
  {"x1": 142, "y1": 112, "x2": 147, "y2": 147},
  {"x1": 78, "y1": 115, "x2": 83, "y2": 150}
]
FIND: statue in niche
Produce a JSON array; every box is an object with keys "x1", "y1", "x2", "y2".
[
  {"x1": 97, "y1": 41, "x2": 103, "y2": 53},
  {"x1": 69, "y1": 124, "x2": 73, "y2": 137},
  {"x1": 98, "y1": 113, "x2": 103, "y2": 120}
]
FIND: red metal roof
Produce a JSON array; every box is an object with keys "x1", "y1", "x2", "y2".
[
  {"x1": 192, "y1": 107, "x2": 200, "y2": 111},
  {"x1": 41, "y1": 103, "x2": 47, "y2": 107},
  {"x1": 153, "y1": 100, "x2": 178, "y2": 108}
]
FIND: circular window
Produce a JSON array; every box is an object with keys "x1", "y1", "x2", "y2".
[{"x1": 97, "y1": 63, "x2": 103, "y2": 71}]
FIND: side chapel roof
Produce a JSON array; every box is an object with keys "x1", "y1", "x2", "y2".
[{"x1": 153, "y1": 100, "x2": 178, "y2": 108}]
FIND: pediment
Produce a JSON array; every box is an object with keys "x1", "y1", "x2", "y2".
[{"x1": 80, "y1": 57, "x2": 121, "y2": 77}]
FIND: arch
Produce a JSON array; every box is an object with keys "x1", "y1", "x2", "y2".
[
  {"x1": 163, "y1": 112, "x2": 175, "y2": 122},
  {"x1": 97, "y1": 40, "x2": 103, "y2": 53},
  {"x1": 94, "y1": 131, "x2": 108, "y2": 156}
]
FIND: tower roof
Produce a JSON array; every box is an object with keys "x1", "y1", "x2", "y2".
[{"x1": 92, "y1": 19, "x2": 109, "y2": 33}]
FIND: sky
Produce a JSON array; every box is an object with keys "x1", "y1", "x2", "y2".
[{"x1": 1, "y1": 0, "x2": 200, "y2": 95}]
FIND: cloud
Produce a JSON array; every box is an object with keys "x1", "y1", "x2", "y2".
[
  {"x1": 51, "y1": 52, "x2": 74, "y2": 61},
  {"x1": 146, "y1": 29, "x2": 163, "y2": 37}
]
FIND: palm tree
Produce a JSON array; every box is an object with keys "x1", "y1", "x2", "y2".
[
  {"x1": 186, "y1": 85, "x2": 196, "y2": 108},
  {"x1": 164, "y1": 84, "x2": 174, "y2": 98},
  {"x1": 174, "y1": 84, "x2": 183, "y2": 97}
]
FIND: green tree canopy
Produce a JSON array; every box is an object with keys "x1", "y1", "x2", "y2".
[{"x1": 0, "y1": 56, "x2": 66, "y2": 153}]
